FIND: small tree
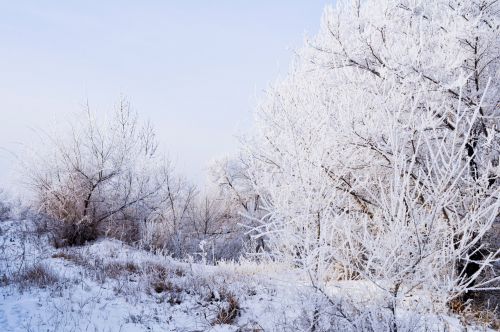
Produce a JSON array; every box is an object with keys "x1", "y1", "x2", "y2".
[
  {"x1": 141, "y1": 168, "x2": 197, "y2": 255},
  {"x1": 209, "y1": 156, "x2": 267, "y2": 254},
  {"x1": 27, "y1": 100, "x2": 173, "y2": 246}
]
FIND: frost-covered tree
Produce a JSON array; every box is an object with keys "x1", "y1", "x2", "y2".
[
  {"x1": 139, "y1": 162, "x2": 196, "y2": 255},
  {"x1": 209, "y1": 156, "x2": 268, "y2": 254},
  {"x1": 246, "y1": 0, "x2": 500, "y2": 320},
  {"x1": 27, "y1": 100, "x2": 185, "y2": 247}
]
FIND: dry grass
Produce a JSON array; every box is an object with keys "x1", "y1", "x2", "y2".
[
  {"x1": 14, "y1": 263, "x2": 59, "y2": 290},
  {"x1": 212, "y1": 290, "x2": 240, "y2": 326},
  {"x1": 143, "y1": 262, "x2": 170, "y2": 279},
  {"x1": 141, "y1": 261, "x2": 185, "y2": 305},
  {"x1": 151, "y1": 280, "x2": 174, "y2": 294},
  {"x1": 472, "y1": 309, "x2": 500, "y2": 330},
  {"x1": 51, "y1": 250, "x2": 92, "y2": 269},
  {"x1": 458, "y1": 306, "x2": 500, "y2": 330},
  {"x1": 103, "y1": 261, "x2": 140, "y2": 279},
  {"x1": 449, "y1": 296, "x2": 500, "y2": 330},
  {"x1": 148, "y1": 279, "x2": 183, "y2": 305},
  {"x1": 174, "y1": 267, "x2": 186, "y2": 277},
  {"x1": 52, "y1": 251, "x2": 84, "y2": 262},
  {"x1": 448, "y1": 298, "x2": 467, "y2": 314},
  {"x1": 52, "y1": 250, "x2": 141, "y2": 283}
]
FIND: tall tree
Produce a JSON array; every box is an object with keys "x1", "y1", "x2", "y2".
[{"x1": 246, "y1": 0, "x2": 499, "y2": 322}]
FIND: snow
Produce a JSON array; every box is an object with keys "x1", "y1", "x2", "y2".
[
  {"x1": 0, "y1": 219, "x2": 290, "y2": 331},
  {"x1": 0, "y1": 219, "x2": 495, "y2": 331},
  {"x1": 0, "y1": 1, "x2": 497, "y2": 331}
]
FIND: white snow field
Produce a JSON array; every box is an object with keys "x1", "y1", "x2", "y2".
[
  {"x1": 0, "y1": 218, "x2": 494, "y2": 332},
  {"x1": 0, "y1": 218, "x2": 303, "y2": 332}
]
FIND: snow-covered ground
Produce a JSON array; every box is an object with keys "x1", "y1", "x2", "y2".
[
  {"x1": 0, "y1": 218, "x2": 304, "y2": 331},
  {"x1": 0, "y1": 218, "x2": 495, "y2": 331}
]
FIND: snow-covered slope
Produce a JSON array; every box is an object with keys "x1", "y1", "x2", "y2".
[
  {"x1": 0, "y1": 219, "x2": 495, "y2": 331},
  {"x1": 0, "y1": 218, "x2": 303, "y2": 331}
]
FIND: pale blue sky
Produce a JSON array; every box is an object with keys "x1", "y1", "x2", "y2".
[{"x1": 0, "y1": 1, "x2": 331, "y2": 188}]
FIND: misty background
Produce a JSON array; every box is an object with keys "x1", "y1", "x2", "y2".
[{"x1": 0, "y1": 1, "x2": 330, "y2": 191}]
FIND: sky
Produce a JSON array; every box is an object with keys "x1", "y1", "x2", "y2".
[{"x1": 0, "y1": 1, "x2": 331, "y2": 190}]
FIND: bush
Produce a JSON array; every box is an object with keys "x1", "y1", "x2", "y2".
[
  {"x1": 0, "y1": 189, "x2": 12, "y2": 221},
  {"x1": 55, "y1": 220, "x2": 99, "y2": 247},
  {"x1": 0, "y1": 201, "x2": 10, "y2": 222}
]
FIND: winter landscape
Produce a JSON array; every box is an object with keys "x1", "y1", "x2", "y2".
[{"x1": 0, "y1": 1, "x2": 499, "y2": 331}]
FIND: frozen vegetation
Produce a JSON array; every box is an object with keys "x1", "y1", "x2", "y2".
[
  {"x1": 0, "y1": 210, "x2": 497, "y2": 331},
  {"x1": 1, "y1": 0, "x2": 499, "y2": 331}
]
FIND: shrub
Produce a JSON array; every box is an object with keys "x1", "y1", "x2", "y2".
[
  {"x1": 0, "y1": 201, "x2": 10, "y2": 222},
  {"x1": 0, "y1": 189, "x2": 11, "y2": 221}
]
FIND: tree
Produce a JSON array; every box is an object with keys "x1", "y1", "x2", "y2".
[
  {"x1": 27, "y1": 100, "x2": 175, "y2": 246},
  {"x1": 209, "y1": 156, "x2": 267, "y2": 254},
  {"x1": 245, "y1": 0, "x2": 499, "y2": 325},
  {"x1": 141, "y1": 167, "x2": 197, "y2": 256}
]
